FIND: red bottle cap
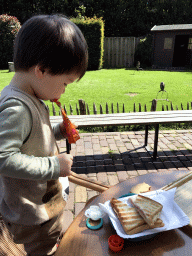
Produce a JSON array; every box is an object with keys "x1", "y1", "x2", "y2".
[{"x1": 108, "y1": 234, "x2": 124, "y2": 252}]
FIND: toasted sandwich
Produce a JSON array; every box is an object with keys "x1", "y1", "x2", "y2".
[{"x1": 129, "y1": 195, "x2": 163, "y2": 227}]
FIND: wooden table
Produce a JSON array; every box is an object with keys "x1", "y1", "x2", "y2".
[{"x1": 55, "y1": 171, "x2": 192, "y2": 256}]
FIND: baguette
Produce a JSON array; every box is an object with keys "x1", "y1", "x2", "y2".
[{"x1": 129, "y1": 195, "x2": 163, "y2": 227}]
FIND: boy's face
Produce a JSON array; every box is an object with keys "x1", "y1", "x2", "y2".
[{"x1": 34, "y1": 69, "x2": 79, "y2": 100}]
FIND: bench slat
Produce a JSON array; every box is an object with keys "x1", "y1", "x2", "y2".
[{"x1": 50, "y1": 110, "x2": 192, "y2": 128}]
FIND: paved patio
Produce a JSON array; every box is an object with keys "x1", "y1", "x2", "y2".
[{"x1": 58, "y1": 129, "x2": 192, "y2": 232}]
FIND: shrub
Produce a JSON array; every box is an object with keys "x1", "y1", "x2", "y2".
[
  {"x1": 71, "y1": 17, "x2": 104, "y2": 70},
  {"x1": 0, "y1": 14, "x2": 21, "y2": 69},
  {"x1": 134, "y1": 34, "x2": 153, "y2": 68}
]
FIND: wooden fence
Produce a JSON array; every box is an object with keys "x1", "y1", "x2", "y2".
[
  {"x1": 49, "y1": 99, "x2": 192, "y2": 116},
  {"x1": 103, "y1": 37, "x2": 141, "y2": 68}
]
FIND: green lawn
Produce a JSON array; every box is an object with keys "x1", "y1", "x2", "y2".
[{"x1": 1, "y1": 69, "x2": 192, "y2": 115}]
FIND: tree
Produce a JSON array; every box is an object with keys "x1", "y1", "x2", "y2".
[
  {"x1": 152, "y1": 0, "x2": 192, "y2": 26},
  {"x1": 2, "y1": 0, "x2": 192, "y2": 36},
  {"x1": 0, "y1": 0, "x2": 80, "y2": 23},
  {"x1": 83, "y1": 0, "x2": 151, "y2": 36}
]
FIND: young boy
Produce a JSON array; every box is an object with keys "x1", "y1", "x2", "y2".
[{"x1": 0, "y1": 14, "x2": 88, "y2": 255}]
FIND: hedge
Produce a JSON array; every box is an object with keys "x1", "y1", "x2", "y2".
[{"x1": 71, "y1": 17, "x2": 104, "y2": 70}]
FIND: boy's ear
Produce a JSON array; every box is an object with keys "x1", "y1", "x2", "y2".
[{"x1": 34, "y1": 65, "x2": 45, "y2": 79}]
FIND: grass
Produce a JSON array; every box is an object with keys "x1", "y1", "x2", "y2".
[
  {"x1": 60, "y1": 68, "x2": 192, "y2": 114},
  {"x1": 0, "y1": 70, "x2": 15, "y2": 87},
  {"x1": 1, "y1": 68, "x2": 192, "y2": 115},
  {"x1": 108, "y1": 149, "x2": 116, "y2": 159}
]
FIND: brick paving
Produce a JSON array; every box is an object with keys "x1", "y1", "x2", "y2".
[{"x1": 57, "y1": 130, "x2": 192, "y2": 232}]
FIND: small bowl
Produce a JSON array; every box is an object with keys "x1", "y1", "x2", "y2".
[{"x1": 85, "y1": 205, "x2": 105, "y2": 221}]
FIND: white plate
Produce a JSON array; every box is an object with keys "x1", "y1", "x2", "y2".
[{"x1": 99, "y1": 189, "x2": 190, "y2": 239}]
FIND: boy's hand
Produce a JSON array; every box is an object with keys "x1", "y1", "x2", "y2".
[{"x1": 57, "y1": 153, "x2": 73, "y2": 177}]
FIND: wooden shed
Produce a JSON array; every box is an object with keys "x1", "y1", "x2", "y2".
[{"x1": 151, "y1": 24, "x2": 192, "y2": 68}]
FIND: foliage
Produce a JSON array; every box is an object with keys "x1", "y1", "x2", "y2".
[
  {"x1": 0, "y1": 0, "x2": 80, "y2": 24},
  {"x1": 134, "y1": 34, "x2": 153, "y2": 68},
  {"x1": 154, "y1": 0, "x2": 192, "y2": 26},
  {"x1": 83, "y1": 0, "x2": 151, "y2": 37},
  {"x1": 71, "y1": 17, "x2": 104, "y2": 70},
  {"x1": 2, "y1": 0, "x2": 192, "y2": 37},
  {"x1": 75, "y1": 5, "x2": 86, "y2": 20},
  {"x1": 0, "y1": 14, "x2": 21, "y2": 69},
  {"x1": 81, "y1": 0, "x2": 192, "y2": 36}
]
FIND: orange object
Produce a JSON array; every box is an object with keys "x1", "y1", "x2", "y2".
[
  {"x1": 51, "y1": 99, "x2": 80, "y2": 144},
  {"x1": 108, "y1": 235, "x2": 124, "y2": 252}
]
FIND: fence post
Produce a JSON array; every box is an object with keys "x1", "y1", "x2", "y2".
[
  {"x1": 64, "y1": 105, "x2": 67, "y2": 115},
  {"x1": 106, "y1": 103, "x2": 109, "y2": 114},
  {"x1": 171, "y1": 102, "x2": 174, "y2": 110},
  {"x1": 111, "y1": 103, "x2": 114, "y2": 113},
  {"x1": 122, "y1": 104, "x2": 125, "y2": 113},
  {"x1": 76, "y1": 104, "x2": 79, "y2": 115},
  {"x1": 100, "y1": 104, "x2": 103, "y2": 114},
  {"x1": 70, "y1": 104, "x2": 73, "y2": 115},
  {"x1": 139, "y1": 103, "x2": 141, "y2": 112},
  {"x1": 93, "y1": 103, "x2": 97, "y2": 114},
  {"x1": 78, "y1": 99, "x2": 86, "y2": 115},
  {"x1": 151, "y1": 99, "x2": 157, "y2": 111},
  {"x1": 52, "y1": 102, "x2": 56, "y2": 116},
  {"x1": 117, "y1": 103, "x2": 119, "y2": 113},
  {"x1": 87, "y1": 104, "x2": 90, "y2": 115}
]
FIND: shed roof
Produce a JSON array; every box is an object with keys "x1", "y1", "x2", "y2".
[{"x1": 151, "y1": 24, "x2": 192, "y2": 32}]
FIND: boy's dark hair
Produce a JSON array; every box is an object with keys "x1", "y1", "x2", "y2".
[{"x1": 14, "y1": 15, "x2": 88, "y2": 79}]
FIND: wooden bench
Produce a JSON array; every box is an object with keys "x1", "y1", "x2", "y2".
[{"x1": 50, "y1": 110, "x2": 192, "y2": 159}]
